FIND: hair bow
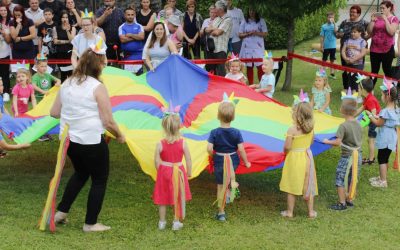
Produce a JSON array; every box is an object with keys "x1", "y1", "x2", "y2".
[
  {"x1": 293, "y1": 89, "x2": 310, "y2": 105},
  {"x1": 341, "y1": 87, "x2": 358, "y2": 100},
  {"x1": 155, "y1": 13, "x2": 164, "y2": 23},
  {"x1": 15, "y1": 60, "x2": 30, "y2": 70},
  {"x1": 81, "y1": 8, "x2": 93, "y2": 19},
  {"x1": 228, "y1": 52, "x2": 240, "y2": 62},
  {"x1": 222, "y1": 92, "x2": 239, "y2": 105},
  {"x1": 264, "y1": 51, "x2": 273, "y2": 59},
  {"x1": 355, "y1": 73, "x2": 366, "y2": 84},
  {"x1": 315, "y1": 68, "x2": 327, "y2": 78},
  {"x1": 36, "y1": 49, "x2": 47, "y2": 61},
  {"x1": 161, "y1": 100, "x2": 181, "y2": 117},
  {"x1": 89, "y1": 38, "x2": 106, "y2": 55}
]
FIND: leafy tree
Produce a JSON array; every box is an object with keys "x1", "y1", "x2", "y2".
[{"x1": 243, "y1": 0, "x2": 346, "y2": 90}]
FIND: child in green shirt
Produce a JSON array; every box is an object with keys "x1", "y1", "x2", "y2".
[{"x1": 32, "y1": 59, "x2": 61, "y2": 101}]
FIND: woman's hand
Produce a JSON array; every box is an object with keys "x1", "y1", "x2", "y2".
[{"x1": 371, "y1": 12, "x2": 378, "y2": 22}]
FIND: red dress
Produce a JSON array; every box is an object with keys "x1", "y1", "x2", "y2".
[{"x1": 153, "y1": 139, "x2": 192, "y2": 205}]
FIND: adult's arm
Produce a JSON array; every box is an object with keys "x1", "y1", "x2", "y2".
[
  {"x1": 50, "y1": 91, "x2": 61, "y2": 118},
  {"x1": 167, "y1": 39, "x2": 178, "y2": 54},
  {"x1": 382, "y1": 15, "x2": 398, "y2": 36},
  {"x1": 143, "y1": 13, "x2": 156, "y2": 32},
  {"x1": 96, "y1": 7, "x2": 113, "y2": 26}
]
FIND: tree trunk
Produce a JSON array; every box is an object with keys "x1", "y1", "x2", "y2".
[{"x1": 282, "y1": 19, "x2": 295, "y2": 91}]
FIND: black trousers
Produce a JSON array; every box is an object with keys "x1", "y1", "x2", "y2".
[
  {"x1": 370, "y1": 46, "x2": 395, "y2": 86},
  {"x1": 58, "y1": 137, "x2": 109, "y2": 225},
  {"x1": 0, "y1": 56, "x2": 11, "y2": 94},
  {"x1": 209, "y1": 51, "x2": 227, "y2": 76}
]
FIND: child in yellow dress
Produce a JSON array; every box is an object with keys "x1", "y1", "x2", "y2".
[{"x1": 280, "y1": 89, "x2": 318, "y2": 218}]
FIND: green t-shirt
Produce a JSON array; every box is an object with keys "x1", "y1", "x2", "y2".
[
  {"x1": 336, "y1": 120, "x2": 363, "y2": 157},
  {"x1": 32, "y1": 73, "x2": 57, "y2": 98}
]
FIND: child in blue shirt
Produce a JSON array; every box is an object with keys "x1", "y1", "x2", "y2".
[
  {"x1": 207, "y1": 94, "x2": 251, "y2": 221},
  {"x1": 320, "y1": 12, "x2": 337, "y2": 79},
  {"x1": 249, "y1": 57, "x2": 275, "y2": 98}
]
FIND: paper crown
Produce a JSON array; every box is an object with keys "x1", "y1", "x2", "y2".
[
  {"x1": 36, "y1": 50, "x2": 47, "y2": 61},
  {"x1": 355, "y1": 73, "x2": 366, "y2": 84},
  {"x1": 293, "y1": 89, "x2": 310, "y2": 105},
  {"x1": 222, "y1": 92, "x2": 239, "y2": 105},
  {"x1": 15, "y1": 60, "x2": 30, "y2": 70},
  {"x1": 89, "y1": 38, "x2": 106, "y2": 55},
  {"x1": 315, "y1": 68, "x2": 327, "y2": 78},
  {"x1": 380, "y1": 77, "x2": 395, "y2": 94},
  {"x1": 161, "y1": 100, "x2": 181, "y2": 117},
  {"x1": 155, "y1": 13, "x2": 164, "y2": 23},
  {"x1": 341, "y1": 87, "x2": 358, "y2": 100},
  {"x1": 264, "y1": 51, "x2": 273, "y2": 59},
  {"x1": 81, "y1": 8, "x2": 93, "y2": 19},
  {"x1": 228, "y1": 52, "x2": 240, "y2": 62}
]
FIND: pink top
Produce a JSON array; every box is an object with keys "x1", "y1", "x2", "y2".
[
  {"x1": 160, "y1": 139, "x2": 184, "y2": 163},
  {"x1": 12, "y1": 83, "x2": 34, "y2": 115},
  {"x1": 370, "y1": 15, "x2": 399, "y2": 53}
]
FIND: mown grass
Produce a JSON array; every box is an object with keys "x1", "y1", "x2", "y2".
[{"x1": 1, "y1": 37, "x2": 400, "y2": 250}]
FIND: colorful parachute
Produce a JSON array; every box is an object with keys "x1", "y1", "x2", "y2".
[{"x1": 0, "y1": 55, "x2": 343, "y2": 180}]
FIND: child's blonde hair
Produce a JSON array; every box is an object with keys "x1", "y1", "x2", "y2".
[
  {"x1": 16, "y1": 68, "x2": 32, "y2": 84},
  {"x1": 162, "y1": 114, "x2": 181, "y2": 143},
  {"x1": 218, "y1": 102, "x2": 235, "y2": 123},
  {"x1": 315, "y1": 75, "x2": 330, "y2": 90},
  {"x1": 225, "y1": 59, "x2": 244, "y2": 74},
  {"x1": 292, "y1": 102, "x2": 314, "y2": 134}
]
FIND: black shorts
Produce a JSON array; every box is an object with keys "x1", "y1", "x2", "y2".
[
  {"x1": 322, "y1": 48, "x2": 336, "y2": 61},
  {"x1": 368, "y1": 122, "x2": 377, "y2": 138},
  {"x1": 378, "y1": 148, "x2": 392, "y2": 164}
]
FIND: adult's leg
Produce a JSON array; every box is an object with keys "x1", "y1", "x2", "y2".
[
  {"x1": 208, "y1": 52, "x2": 217, "y2": 73},
  {"x1": 370, "y1": 51, "x2": 383, "y2": 86},
  {"x1": 0, "y1": 56, "x2": 11, "y2": 94},
  {"x1": 381, "y1": 46, "x2": 395, "y2": 78},
  {"x1": 57, "y1": 141, "x2": 91, "y2": 213},
  {"x1": 257, "y1": 65, "x2": 263, "y2": 83},
  {"x1": 340, "y1": 51, "x2": 349, "y2": 89},
  {"x1": 85, "y1": 138, "x2": 110, "y2": 225},
  {"x1": 193, "y1": 40, "x2": 201, "y2": 59},
  {"x1": 215, "y1": 51, "x2": 227, "y2": 76},
  {"x1": 232, "y1": 41, "x2": 242, "y2": 55},
  {"x1": 247, "y1": 66, "x2": 254, "y2": 85}
]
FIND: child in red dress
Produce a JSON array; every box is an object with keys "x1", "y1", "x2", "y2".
[{"x1": 153, "y1": 105, "x2": 192, "y2": 231}]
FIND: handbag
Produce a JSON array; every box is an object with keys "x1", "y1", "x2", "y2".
[{"x1": 206, "y1": 36, "x2": 215, "y2": 52}]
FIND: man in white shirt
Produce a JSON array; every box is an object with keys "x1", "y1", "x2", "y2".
[
  {"x1": 25, "y1": 0, "x2": 44, "y2": 51},
  {"x1": 226, "y1": 0, "x2": 244, "y2": 55}
]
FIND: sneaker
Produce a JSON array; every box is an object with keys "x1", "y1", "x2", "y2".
[
  {"x1": 346, "y1": 200, "x2": 354, "y2": 208},
  {"x1": 369, "y1": 176, "x2": 380, "y2": 183},
  {"x1": 54, "y1": 211, "x2": 68, "y2": 224},
  {"x1": 362, "y1": 158, "x2": 375, "y2": 165},
  {"x1": 38, "y1": 135, "x2": 50, "y2": 142},
  {"x1": 330, "y1": 202, "x2": 347, "y2": 211},
  {"x1": 82, "y1": 223, "x2": 111, "y2": 232},
  {"x1": 215, "y1": 213, "x2": 226, "y2": 222},
  {"x1": 371, "y1": 180, "x2": 388, "y2": 188},
  {"x1": 3, "y1": 93, "x2": 10, "y2": 102},
  {"x1": 172, "y1": 221, "x2": 183, "y2": 231},
  {"x1": 0, "y1": 150, "x2": 7, "y2": 159},
  {"x1": 329, "y1": 74, "x2": 336, "y2": 80},
  {"x1": 158, "y1": 220, "x2": 166, "y2": 230}
]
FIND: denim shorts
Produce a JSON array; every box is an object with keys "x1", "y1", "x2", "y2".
[
  {"x1": 335, "y1": 153, "x2": 362, "y2": 187},
  {"x1": 368, "y1": 122, "x2": 377, "y2": 138},
  {"x1": 214, "y1": 153, "x2": 240, "y2": 184}
]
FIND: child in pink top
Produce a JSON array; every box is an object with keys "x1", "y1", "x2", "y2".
[{"x1": 12, "y1": 68, "x2": 36, "y2": 117}]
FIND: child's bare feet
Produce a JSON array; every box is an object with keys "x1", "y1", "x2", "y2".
[
  {"x1": 308, "y1": 210, "x2": 317, "y2": 219},
  {"x1": 280, "y1": 210, "x2": 293, "y2": 218}
]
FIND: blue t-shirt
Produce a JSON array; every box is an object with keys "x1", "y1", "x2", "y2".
[
  {"x1": 119, "y1": 22, "x2": 144, "y2": 58},
  {"x1": 376, "y1": 108, "x2": 400, "y2": 151},
  {"x1": 207, "y1": 127, "x2": 243, "y2": 153},
  {"x1": 260, "y1": 73, "x2": 275, "y2": 98},
  {"x1": 0, "y1": 95, "x2": 4, "y2": 113},
  {"x1": 320, "y1": 23, "x2": 336, "y2": 49}
]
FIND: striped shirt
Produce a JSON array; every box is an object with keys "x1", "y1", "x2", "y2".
[{"x1": 211, "y1": 14, "x2": 232, "y2": 53}]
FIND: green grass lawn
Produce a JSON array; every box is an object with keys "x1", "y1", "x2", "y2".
[{"x1": 1, "y1": 37, "x2": 400, "y2": 249}]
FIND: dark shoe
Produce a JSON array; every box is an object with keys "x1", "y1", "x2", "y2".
[
  {"x1": 215, "y1": 213, "x2": 226, "y2": 222},
  {"x1": 362, "y1": 158, "x2": 375, "y2": 165},
  {"x1": 346, "y1": 201, "x2": 354, "y2": 208},
  {"x1": 330, "y1": 202, "x2": 347, "y2": 211}
]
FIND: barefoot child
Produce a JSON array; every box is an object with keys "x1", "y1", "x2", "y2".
[
  {"x1": 249, "y1": 52, "x2": 275, "y2": 98},
  {"x1": 310, "y1": 68, "x2": 332, "y2": 114},
  {"x1": 225, "y1": 53, "x2": 247, "y2": 83},
  {"x1": 207, "y1": 93, "x2": 251, "y2": 222},
  {"x1": 280, "y1": 90, "x2": 318, "y2": 218},
  {"x1": 367, "y1": 79, "x2": 399, "y2": 188},
  {"x1": 324, "y1": 88, "x2": 362, "y2": 210},
  {"x1": 153, "y1": 104, "x2": 192, "y2": 231}
]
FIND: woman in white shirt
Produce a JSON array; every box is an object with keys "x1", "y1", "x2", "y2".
[{"x1": 50, "y1": 46, "x2": 125, "y2": 233}]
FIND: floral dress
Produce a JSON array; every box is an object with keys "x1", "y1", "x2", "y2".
[{"x1": 312, "y1": 87, "x2": 332, "y2": 115}]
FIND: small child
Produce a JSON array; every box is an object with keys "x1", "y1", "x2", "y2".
[
  {"x1": 38, "y1": 8, "x2": 56, "y2": 57},
  {"x1": 355, "y1": 76, "x2": 381, "y2": 165},
  {"x1": 225, "y1": 54, "x2": 247, "y2": 84},
  {"x1": 249, "y1": 54, "x2": 275, "y2": 98},
  {"x1": 12, "y1": 68, "x2": 36, "y2": 117},
  {"x1": 324, "y1": 89, "x2": 362, "y2": 210},
  {"x1": 207, "y1": 93, "x2": 251, "y2": 222},
  {"x1": 280, "y1": 90, "x2": 318, "y2": 218},
  {"x1": 341, "y1": 25, "x2": 367, "y2": 92},
  {"x1": 320, "y1": 11, "x2": 337, "y2": 79},
  {"x1": 153, "y1": 104, "x2": 192, "y2": 231},
  {"x1": 310, "y1": 68, "x2": 332, "y2": 114},
  {"x1": 32, "y1": 56, "x2": 61, "y2": 101},
  {"x1": 367, "y1": 79, "x2": 399, "y2": 188}
]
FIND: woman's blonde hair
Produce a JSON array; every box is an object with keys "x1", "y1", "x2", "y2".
[
  {"x1": 292, "y1": 102, "x2": 314, "y2": 134},
  {"x1": 71, "y1": 49, "x2": 106, "y2": 84},
  {"x1": 218, "y1": 102, "x2": 235, "y2": 123},
  {"x1": 162, "y1": 114, "x2": 181, "y2": 143},
  {"x1": 16, "y1": 68, "x2": 31, "y2": 84}
]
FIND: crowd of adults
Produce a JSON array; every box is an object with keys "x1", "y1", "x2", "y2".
[{"x1": 0, "y1": 0, "x2": 269, "y2": 99}]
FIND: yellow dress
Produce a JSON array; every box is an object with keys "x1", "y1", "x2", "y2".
[{"x1": 279, "y1": 131, "x2": 318, "y2": 197}]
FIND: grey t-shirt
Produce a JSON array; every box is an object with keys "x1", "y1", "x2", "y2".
[{"x1": 336, "y1": 120, "x2": 363, "y2": 157}]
